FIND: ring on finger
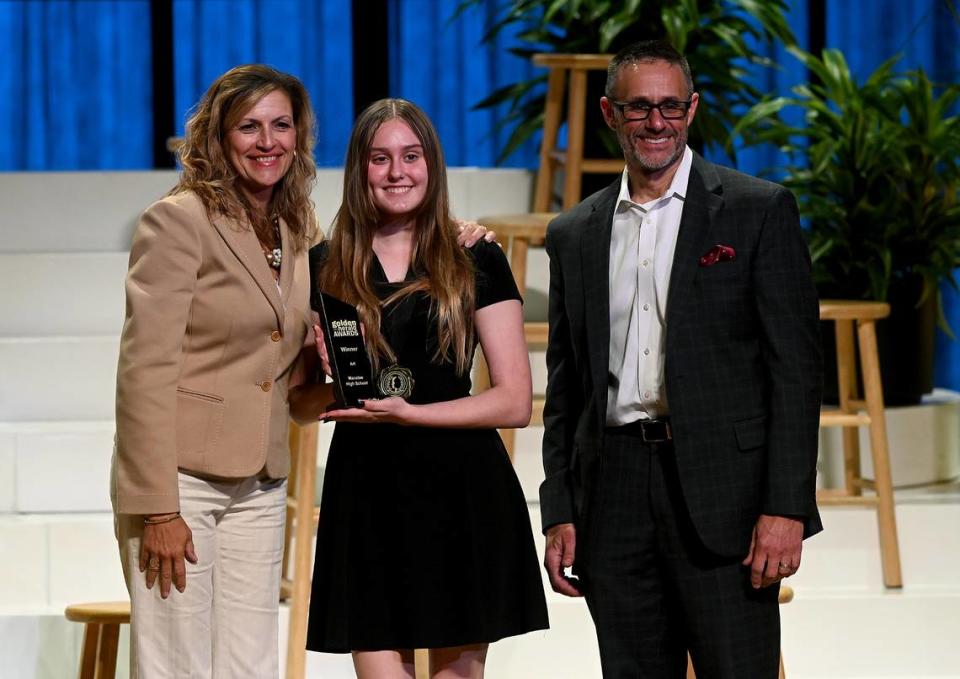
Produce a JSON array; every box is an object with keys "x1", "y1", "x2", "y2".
[
  {"x1": 148, "y1": 557, "x2": 160, "y2": 570},
  {"x1": 777, "y1": 561, "x2": 791, "y2": 572}
]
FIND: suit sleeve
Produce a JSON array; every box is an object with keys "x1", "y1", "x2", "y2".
[
  {"x1": 752, "y1": 187, "x2": 823, "y2": 523},
  {"x1": 114, "y1": 198, "x2": 202, "y2": 515},
  {"x1": 539, "y1": 223, "x2": 584, "y2": 532}
]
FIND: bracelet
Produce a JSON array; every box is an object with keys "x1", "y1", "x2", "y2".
[{"x1": 143, "y1": 512, "x2": 181, "y2": 525}]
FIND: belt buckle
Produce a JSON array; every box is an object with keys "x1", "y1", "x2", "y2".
[{"x1": 641, "y1": 420, "x2": 671, "y2": 443}]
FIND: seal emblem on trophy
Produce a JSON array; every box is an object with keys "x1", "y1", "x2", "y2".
[{"x1": 378, "y1": 364, "x2": 415, "y2": 399}]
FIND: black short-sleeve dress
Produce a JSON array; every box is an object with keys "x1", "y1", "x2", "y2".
[{"x1": 305, "y1": 240, "x2": 549, "y2": 653}]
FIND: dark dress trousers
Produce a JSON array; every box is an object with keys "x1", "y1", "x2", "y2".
[{"x1": 540, "y1": 153, "x2": 823, "y2": 678}]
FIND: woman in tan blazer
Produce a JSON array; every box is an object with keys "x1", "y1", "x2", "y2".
[{"x1": 112, "y1": 64, "x2": 317, "y2": 677}]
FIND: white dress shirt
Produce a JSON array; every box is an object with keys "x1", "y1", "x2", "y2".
[{"x1": 606, "y1": 146, "x2": 693, "y2": 425}]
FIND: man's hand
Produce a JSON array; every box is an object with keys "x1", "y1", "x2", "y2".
[
  {"x1": 544, "y1": 523, "x2": 583, "y2": 597},
  {"x1": 139, "y1": 516, "x2": 198, "y2": 599},
  {"x1": 742, "y1": 514, "x2": 803, "y2": 589}
]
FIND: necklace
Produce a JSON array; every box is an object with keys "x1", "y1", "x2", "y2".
[{"x1": 263, "y1": 216, "x2": 282, "y2": 270}]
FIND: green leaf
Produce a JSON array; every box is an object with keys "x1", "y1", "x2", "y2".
[
  {"x1": 468, "y1": 0, "x2": 797, "y2": 169},
  {"x1": 497, "y1": 111, "x2": 546, "y2": 165},
  {"x1": 598, "y1": 13, "x2": 634, "y2": 51}
]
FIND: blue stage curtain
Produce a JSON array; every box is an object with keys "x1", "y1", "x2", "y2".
[
  {"x1": 0, "y1": 0, "x2": 152, "y2": 170},
  {"x1": 173, "y1": 0, "x2": 353, "y2": 167},
  {"x1": 387, "y1": 0, "x2": 540, "y2": 168},
  {"x1": 824, "y1": 0, "x2": 960, "y2": 391},
  {"x1": 710, "y1": 0, "x2": 809, "y2": 181}
]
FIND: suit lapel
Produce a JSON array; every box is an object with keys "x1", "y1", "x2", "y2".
[
  {"x1": 278, "y1": 216, "x2": 295, "y2": 310},
  {"x1": 212, "y1": 216, "x2": 285, "y2": 327},
  {"x1": 581, "y1": 182, "x2": 619, "y2": 426},
  {"x1": 666, "y1": 154, "x2": 723, "y2": 330}
]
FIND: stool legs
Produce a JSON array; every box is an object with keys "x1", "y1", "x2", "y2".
[
  {"x1": 534, "y1": 67, "x2": 566, "y2": 212},
  {"x1": 835, "y1": 319, "x2": 863, "y2": 496},
  {"x1": 499, "y1": 233, "x2": 532, "y2": 459},
  {"x1": 820, "y1": 302, "x2": 903, "y2": 588},
  {"x1": 77, "y1": 622, "x2": 120, "y2": 679},
  {"x1": 563, "y1": 69, "x2": 588, "y2": 211},
  {"x1": 286, "y1": 423, "x2": 319, "y2": 679},
  {"x1": 78, "y1": 623, "x2": 99, "y2": 679},
  {"x1": 857, "y1": 319, "x2": 903, "y2": 588},
  {"x1": 414, "y1": 649, "x2": 430, "y2": 679}
]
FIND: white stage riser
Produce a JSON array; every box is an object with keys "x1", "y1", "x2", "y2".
[
  {"x1": 0, "y1": 337, "x2": 119, "y2": 421},
  {"x1": 0, "y1": 422, "x2": 115, "y2": 512},
  {"x1": 2, "y1": 502, "x2": 958, "y2": 679},
  {"x1": 0, "y1": 253, "x2": 128, "y2": 337},
  {"x1": 3, "y1": 502, "x2": 958, "y2": 611},
  {"x1": 7, "y1": 601, "x2": 960, "y2": 679},
  {"x1": 4, "y1": 167, "x2": 960, "y2": 677},
  {"x1": 5, "y1": 599, "x2": 959, "y2": 679}
]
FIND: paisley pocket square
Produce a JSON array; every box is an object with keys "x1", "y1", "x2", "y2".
[{"x1": 699, "y1": 244, "x2": 736, "y2": 267}]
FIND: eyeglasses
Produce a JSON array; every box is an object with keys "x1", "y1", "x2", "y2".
[{"x1": 610, "y1": 99, "x2": 692, "y2": 121}]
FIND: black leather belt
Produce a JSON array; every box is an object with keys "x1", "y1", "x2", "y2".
[{"x1": 607, "y1": 418, "x2": 673, "y2": 442}]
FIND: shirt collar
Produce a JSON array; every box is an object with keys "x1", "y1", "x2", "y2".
[{"x1": 616, "y1": 145, "x2": 693, "y2": 211}]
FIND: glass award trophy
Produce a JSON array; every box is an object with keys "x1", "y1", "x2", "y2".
[{"x1": 314, "y1": 291, "x2": 377, "y2": 407}]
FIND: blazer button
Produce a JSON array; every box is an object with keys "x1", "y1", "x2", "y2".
[
  {"x1": 260, "y1": 381, "x2": 272, "y2": 392},
  {"x1": 271, "y1": 330, "x2": 282, "y2": 342}
]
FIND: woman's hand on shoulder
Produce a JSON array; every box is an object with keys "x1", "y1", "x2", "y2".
[
  {"x1": 324, "y1": 397, "x2": 416, "y2": 425},
  {"x1": 455, "y1": 219, "x2": 498, "y2": 248}
]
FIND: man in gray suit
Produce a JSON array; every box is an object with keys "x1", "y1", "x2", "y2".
[{"x1": 540, "y1": 40, "x2": 823, "y2": 678}]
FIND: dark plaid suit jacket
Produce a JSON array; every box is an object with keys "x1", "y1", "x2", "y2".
[{"x1": 540, "y1": 152, "x2": 823, "y2": 558}]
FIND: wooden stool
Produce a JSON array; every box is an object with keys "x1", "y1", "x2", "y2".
[
  {"x1": 817, "y1": 300, "x2": 902, "y2": 588},
  {"x1": 64, "y1": 601, "x2": 130, "y2": 679},
  {"x1": 685, "y1": 586, "x2": 793, "y2": 679},
  {"x1": 532, "y1": 53, "x2": 622, "y2": 211},
  {"x1": 281, "y1": 421, "x2": 320, "y2": 679},
  {"x1": 475, "y1": 213, "x2": 555, "y2": 457}
]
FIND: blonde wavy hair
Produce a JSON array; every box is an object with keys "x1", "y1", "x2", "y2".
[
  {"x1": 319, "y1": 99, "x2": 476, "y2": 374},
  {"x1": 172, "y1": 64, "x2": 317, "y2": 251}
]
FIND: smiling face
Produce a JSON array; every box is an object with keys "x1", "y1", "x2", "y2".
[
  {"x1": 224, "y1": 89, "x2": 296, "y2": 207},
  {"x1": 601, "y1": 60, "x2": 698, "y2": 176},
  {"x1": 366, "y1": 119, "x2": 429, "y2": 223}
]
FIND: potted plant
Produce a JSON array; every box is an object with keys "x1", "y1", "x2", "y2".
[
  {"x1": 457, "y1": 0, "x2": 796, "y2": 168},
  {"x1": 735, "y1": 47, "x2": 960, "y2": 404}
]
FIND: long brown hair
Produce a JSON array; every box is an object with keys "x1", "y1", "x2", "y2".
[
  {"x1": 172, "y1": 64, "x2": 317, "y2": 251},
  {"x1": 319, "y1": 99, "x2": 476, "y2": 374}
]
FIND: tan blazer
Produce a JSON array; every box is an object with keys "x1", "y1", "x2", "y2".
[{"x1": 114, "y1": 191, "x2": 312, "y2": 515}]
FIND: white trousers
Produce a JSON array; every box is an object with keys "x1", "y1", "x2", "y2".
[{"x1": 113, "y1": 470, "x2": 287, "y2": 679}]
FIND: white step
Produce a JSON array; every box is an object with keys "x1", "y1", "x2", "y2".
[
  {"x1": 781, "y1": 588, "x2": 960, "y2": 679},
  {"x1": 2, "y1": 500, "x2": 958, "y2": 679},
  {"x1": 793, "y1": 497, "x2": 960, "y2": 592},
  {"x1": 0, "y1": 337, "x2": 118, "y2": 421},
  {"x1": 0, "y1": 421, "x2": 115, "y2": 513},
  {"x1": 0, "y1": 253, "x2": 128, "y2": 337},
  {"x1": 0, "y1": 513, "x2": 126, "y2": 611},
  {"x1": 1, "y1": 171, "x2": 178, "y2": 253}
]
